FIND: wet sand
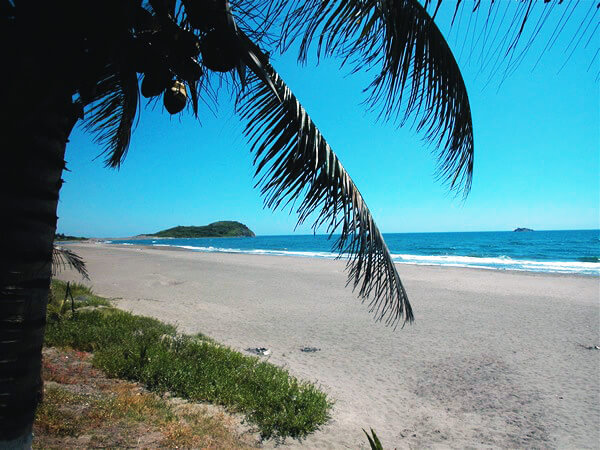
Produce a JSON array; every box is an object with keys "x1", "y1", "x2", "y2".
[{"x1": 57, "y1": 242, "x2": 600, "y2": 449}]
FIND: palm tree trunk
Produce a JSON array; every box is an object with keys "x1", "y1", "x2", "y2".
[{"x1": 0, "y1": 90, "x2": 80, "y2": 445}]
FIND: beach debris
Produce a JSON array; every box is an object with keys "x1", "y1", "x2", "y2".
[
  {"x1": 576, "y1": 343, "x2": 600, "y2": 350},
  {"x1": 300, "y1": 347, "x2": 320, "y2": 353},
  {"x1": 246, "y1": 347, "x2": 271, "y2": 356}
]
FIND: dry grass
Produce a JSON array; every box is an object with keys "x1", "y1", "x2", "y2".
[{"x1": 34, "y1": 348, "x2": 258, "y2": 448}]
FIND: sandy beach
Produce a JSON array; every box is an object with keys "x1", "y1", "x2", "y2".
[{"x1": 56, "y1": 242, "x2": 600, "y2": 449}]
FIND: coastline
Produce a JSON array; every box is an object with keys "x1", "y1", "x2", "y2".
[
  {"x1": 84, "y1": 240, "x2": 598, "y2": 279},
  {"x1": 56, "y1": 242, "x2": 600, "y2": 448}
]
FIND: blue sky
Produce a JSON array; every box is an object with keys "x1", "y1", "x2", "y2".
[{"x1": 58, "y1": 3, "x2": 599, "y2": 237}]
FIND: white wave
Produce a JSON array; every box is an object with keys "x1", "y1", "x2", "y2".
[
  {"x1": 113, "y1": 242, "x2": 600, "y2": 275},
  {"x1": 164, "y1": 245, "x2": 207, "y2": 251},
  {"x1": 391, "y1": 253, "x2": 600, "y2": 274},
  {"x1": 242, "y1": 249, "x2": 337, "y2": 258},
  {"x1": 151, "y1": 243, "x2": 339, "y2": 259},
  {"x1": 392, "y1": 253, "x2": 513, "y2": 264}
]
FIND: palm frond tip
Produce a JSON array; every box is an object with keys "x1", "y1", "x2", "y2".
[
  {"x1": 52, "y1": 246, "x2": 90, "y2": 280},
  {"x1": 238, "y1": 64, "x2": 414, "y2": 327},
  {"x1": 281, "y1": 0, "x2": 474, "y2": 195}
]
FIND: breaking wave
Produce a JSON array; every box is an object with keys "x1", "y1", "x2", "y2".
[
  {"x1": 105, "y1": 230, "x2": 600, "y2": 276},
  {"x1": 124, "y1": 243, "x2": 600, "y2": 275}
]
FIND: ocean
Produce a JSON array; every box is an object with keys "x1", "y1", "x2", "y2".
[{"x1": 107, "y1": 229, "x2": 600, "y2": 276}]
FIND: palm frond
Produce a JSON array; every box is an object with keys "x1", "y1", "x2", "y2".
[
  {"x1": 237, "y1": 43, "x2": 413, "y2": 327},
  {"x1": 429, "y1": 0, "x2": 600, "y2": 80},
  {"x1": 281, "y1": 0, "x2": 474, "y2": 195},
  {"x1": 52, "y1": 246, "x2": 89, "y2": 280},
  {"x1": 229, "y1": 0, "x2": 288, "y2": 49},
  {"x1": 81, "y1": 65, "x2": 140, "y2": 168}
]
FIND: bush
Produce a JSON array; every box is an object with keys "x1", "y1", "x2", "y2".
[
  {"x1": 47, "y1": 280, "x2": 112, "y2": 322},
  {"x1": 45, "y1": 306, "x2": 330, "y2": 440}
]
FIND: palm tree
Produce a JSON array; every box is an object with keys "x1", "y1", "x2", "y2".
[{"x1": 1, "y1": 0, "x2": 592, "y2": 446}]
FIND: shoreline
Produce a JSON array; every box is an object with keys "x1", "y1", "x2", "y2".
[
  {"x1": 65, "y1": 241, "x2": 599, "y2": 280},
  {"x1": 55, "y1": 242, "x2": 599, "y2": 448}
]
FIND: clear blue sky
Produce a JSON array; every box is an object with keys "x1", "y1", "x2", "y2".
[{"x1": 57, "y1": 3, "x2": 599, "y2": 237}]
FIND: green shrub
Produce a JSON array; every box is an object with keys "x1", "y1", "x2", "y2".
[
  {"x1": 44, "y1": 305, "x2": 330, "y2": 440},
  {"x1": 47, "y1": 280, "x2": 112, "y2": 322}
]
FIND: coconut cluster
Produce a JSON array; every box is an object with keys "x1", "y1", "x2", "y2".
[
  {"x1": 133, "y1": 21, "x2": 200, "y2": 114},
  {"x1": 183, "y1": 0, "x2": 240, "y2": 73},
  {"x1": 4, "y1": 1, "x2": 242, "y2": 116},
  {"x1": 132, "y1": 0, "x2": 240, "y2": 114}
]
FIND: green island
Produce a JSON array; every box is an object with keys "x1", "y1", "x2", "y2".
[{"x1": 150, "y1": 221, "x2": 255, "y2": 238}]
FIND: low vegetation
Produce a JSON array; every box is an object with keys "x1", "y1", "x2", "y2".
[
  {"x1": 47, "y1": 281, "x2": 111, "y2": 321},
  {"x1": 364, "y1": 428, "x2": 384, "y2": 449},
  {"x1": 44, "y1": 281, "x2": 330, "y2": 441},
  {"x1": 150, "y1": 221, "x2": 255, "y2": 238},
  {"x1": 36, "y1": 348, "x2": 253, "y2": 448},
  {"x1": 54, "y1": 233, "x2": 88, "y2": 241}
]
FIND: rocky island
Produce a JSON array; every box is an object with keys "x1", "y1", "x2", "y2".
[
  {"x1": 149, "y1": 221, "x2": 255, "y2": 238},
  {"x1": 513, "y1": 227, "x2": 534, "y2": 232}
]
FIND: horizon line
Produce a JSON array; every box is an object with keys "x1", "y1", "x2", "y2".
[{"x1": 63, "y1": 227, "x2": 600, "y2": 239}]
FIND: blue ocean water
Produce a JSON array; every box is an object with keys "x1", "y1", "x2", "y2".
[{"x1": 107, "y1": 229, "x2": 600, "y2": 275}]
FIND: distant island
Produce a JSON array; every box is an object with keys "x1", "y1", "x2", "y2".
[
  {"x1": 150, "y1": 221, "x2": 255, "y2": 238},
  {"x1": 55, "y1": 233, "x2": 88, "y2": 241},
  {"x1": 514, "y1": 227, "x2": 534, "y2": 232}
]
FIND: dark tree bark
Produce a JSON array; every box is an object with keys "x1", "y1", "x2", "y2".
[
  {"x1": 0, "y1": 4, "x2": 85, "y2": 444},
  {"x1": 0, "y1": 3, "x2": 129, "y2": 444},
  {"x1": 0, "y1": 82, "x2": 80, "y2": 444}
]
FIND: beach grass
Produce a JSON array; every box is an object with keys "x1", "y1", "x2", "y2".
[
  {"x1": 36, "y1": 383, "x2": 175, "y2": 440},
  {"x1": 47, "y1": 280, "x2": 111, "y2": 321},
  {"x1": 45, "y1": 281, "x2": 331, "y2": 441},
  {"x1": 36, "y1": 348, "x2": 251, "y2": 448}
]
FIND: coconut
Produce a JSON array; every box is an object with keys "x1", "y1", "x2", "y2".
[
  {"x1": 170, "y1": 56, "x2": 203, "y2": 82},
  {"x1": 173, "y1": 29, "x2": 201, "y2": 57},
  {"x1": 200, "y1": 29, "x2": 238, "y2": 72},
  {"x1": 141, "y1": 69, "x2": 171, "y2": 98},
  {"x1": 127, "y1": 35, "x2": 161, "y2": 73},
  {"x1": 163, "y1": 80, "x2": 187, "y2": 114},
  {"x1": 183, "y1": 0, "x2": 228, "y2": 31}
]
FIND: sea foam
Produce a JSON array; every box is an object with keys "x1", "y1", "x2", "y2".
[
  {"x1": 142, "y1": 243, "x2": 600, "y2": 275},
  {"x1": 391, "y1": 253, "x2": 600, "y2": 275}
]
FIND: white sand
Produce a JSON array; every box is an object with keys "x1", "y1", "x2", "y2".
[{"x1": 57, "y1": 243, "x2": 600, "y2": 449}]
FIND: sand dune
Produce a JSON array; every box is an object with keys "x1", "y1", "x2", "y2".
[{"x1": 57, "y1": 243, "x2": 600, "y2": 449}]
